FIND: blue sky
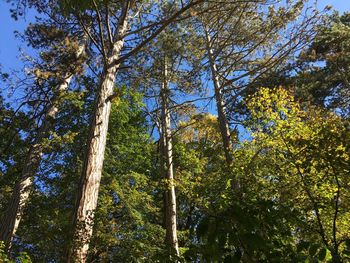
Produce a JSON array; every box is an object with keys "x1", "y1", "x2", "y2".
[
  {"x1": 0, "y1": 1, "x2": 37, "y2": 72},
  {"x1": 1, "y1": 0, "x2": 349, "y2": 75},
  {"x1": 317, "y1": 0, "x2": 350, "y2": 12},
  {"x1": 0, "y1": 0, "x2": 349, "y2": 142}
]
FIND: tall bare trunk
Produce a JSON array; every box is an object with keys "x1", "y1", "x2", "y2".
[
  {"x1": 68, "y1": 12, "x2": 129, "y2": 263},
  {"x1": 0, "y1": 43, "x2": 85, "y2": 251},
  {"x1": 204, "y1": 26, "x2": 233, "y2": 165},
  {"x1": 160, "y1": 56, "x2": 179, "y2": 257}
]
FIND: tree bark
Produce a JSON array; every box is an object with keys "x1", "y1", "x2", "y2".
[
  {"x1": 160, "y1": 56, "x2": 179, "y2": 257},
  {"x1": 0, "y1": 43, "x2": 86, "y2": 251},
  {"x1": 204, "y1": 26, "x2": 233, "y2": 165},
  {"x1": 68, "y1": 11, "x2": 129, "y2": 263}
]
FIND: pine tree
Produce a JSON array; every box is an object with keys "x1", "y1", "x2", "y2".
[{"x1": 0, "y1": 23, "x2": 86, "y2": 250}]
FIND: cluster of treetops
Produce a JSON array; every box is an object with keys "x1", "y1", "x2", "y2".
[{"x1": 0, "y1": 0, "x2": 349, "y2": 262}]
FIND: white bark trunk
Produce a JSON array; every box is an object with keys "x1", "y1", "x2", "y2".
[
  {"x1": 68, "y1": 15, "x2": 129, "y2": 263},
  {"x1": 204, "y1": 27, "x2": 233, "y2": 165},
  {"x1": 160, "y1": 56, "x2": 179, "y2": 257},
  {"x1": 0, "y1": 43, "x2": 85, "y2": 251}
]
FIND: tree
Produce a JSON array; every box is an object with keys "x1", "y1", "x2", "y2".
[
  {"x1": 174, "y1": 113, "x2": 237, "y2": 261},
  {"x1": 88, "y1": 90, "x2": 164, "y2": 262},
  {"x1": 0, "y1": 23, "x2": 86, "y2": 250},
  {"x1": 159, "y1": 55, "x2": 179, "y2": 258},
  {"x1": 65, "y1": 1, "x2": 207, "y2": 260},
  {"x1": 2, "y1": 1, "x2": 349, "y2": 262},
  {"x1": 0, "y1": 96, "x2": 31, "y2": 216},
  {"x1": 292, "y1": 12, "x2": 350, "y2": 116},
  {"x1": 192, "y1": 0, "x2": 321, "y2": 167},
  {"x1": 180, "y1": 88, "x2": 349, "y2": 262},
  {"x1": 245, "y1": 87, "x2": 350, "y2": 262}
]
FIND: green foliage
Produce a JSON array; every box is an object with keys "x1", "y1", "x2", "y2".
[
  {"x1": 181, "y1": 88, "x2": 349, "y2": 262},
  {"x1": 88, "y1": 89, "x2": 165, "y2": 262},
  {"x1": 245, "y1": 87, "x2": 350, "y2": 261},
  {"x1": 292, "y1": 12, "x2": 350, "y2": 115},
  {"x1": 0, "y1": 96, "x2": 31, "y2": 220},
  {"x1": 1, "y1": 2, "x2": 349, "y2": 262},
  {"x1": 0, "y1": 241, "x2": 32, "y2": 263}
]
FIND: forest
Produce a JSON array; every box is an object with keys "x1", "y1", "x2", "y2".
[{"x1": 0, "y1": 0, "x2": 349, "y2": 262}]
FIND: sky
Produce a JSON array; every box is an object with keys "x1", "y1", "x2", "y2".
[
  {"x1": 0, "y1": 0, "x2": 349, "y2": 102},
  {"x1": 317, "y1": 0, "x2": 350, "y2": 12},
  {"x1": 0, "y1": 0, "x2": 350, "y2": 75},
  {"x1": 0, "y1": 0, "x2": 349, "y2": 75},
  {"x1": 0, "y1": 0, "x2": 349, "y2": 143},
  {"x1": 0, "y1": 1, "x2": 37, "y2": 72}
]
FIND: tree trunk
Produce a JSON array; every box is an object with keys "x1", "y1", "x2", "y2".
[
  {"x1": 204, "y1": 26, "x2": 233, "y2": 166},
  {"x1": 0, "y1": 43, "x2": 85, "y2": 251},
  {"x1": 68, "y1": 15, "x2": 129, "y2": 263},
  {"x1": 160, "y1": 56, "x2": 179, "y2": 257}
]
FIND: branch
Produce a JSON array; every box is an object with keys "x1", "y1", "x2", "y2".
[
  {"x1": 105, "y1": 2, "x2": 114, "y2": 46},
  {"x1": 76, "y1": 14, "x2": 104, "y2": 56},
  {"x1": 279, "y1": 131, "x2": 330, "y2": 248},
  {"x1": 92, "y1": 0, "x2": 108, "y2": 62},
  {"x1": 113, "y1": 0, "x2": 205, "y2": 66},
  {"x1": 332, "y1": 165, "x2": 341, "y2": 253}
]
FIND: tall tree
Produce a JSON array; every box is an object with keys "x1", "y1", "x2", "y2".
[
  {"x1": 159, "y1": 55, "x2": 179, "y2": 257},
  {"x1": 67, "y1": 1, "x2": 207, "y2": 260},
  {"x1": 203, "y1": 25, "x2": 232, "y2": 165},
  {"x1": 193, "y1": 0, "x2": 321, "y2": 167},
  {"x1": 0, "y1": 24, "x2": 86, "y2": 250},
  {"x1": 68, "y1": 2, "x2": 131, "y2": 260},
  {"x1": 132, "y1": 22, "x2": 203, "y2": 257},
  {"x1": 87, "y1": 90, "x2": 163, "y2": 262}
]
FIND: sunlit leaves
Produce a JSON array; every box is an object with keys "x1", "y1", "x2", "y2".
[{"x1": 245, "y1": 87, "x2": 350, "y2": 260}]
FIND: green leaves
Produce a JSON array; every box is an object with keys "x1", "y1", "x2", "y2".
[
  {"x1": 0, "y1": 242, "x2": 32, "y2": 263},
  {"x1": 318, "y1": 248, "x2": 327, "y2": 260},
  {"x1": 309, "y1": 244, "x2": 319, "y2": 257},
  {"x1": 292, "y1": 12, "x2": 350, "y2": 115},
  {"x1": 88, "y1": 90, "x2": 164, "y2": 261},
  {"x1": 244, "y1": 87, "x2": 350, "y2": 262},
  {"x1": 1, "y1": 2, "x2": 349, "y2": 262}
]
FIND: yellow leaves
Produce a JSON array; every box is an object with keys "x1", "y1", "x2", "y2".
[
  {"x1": 335, "y1": 144, "x2": 348, "y2": 159},
  {"x1": 196, "y1": 176, "x2": 202, "y2": 182},
  {"x1": 177, "y1": 113, "x2": 222, "y2": 144},
  {"x1": 247, "y1": 87, "x2": 303, "y2": 131},
  {"x1": 33, "y1": 68, "x2": 56, "y2": 80},
  {"x1": 246, "y1": 88, "x2": 349, "y2": 159},
  {"x1": 244, "y1": 86, "x2": 350, "y2": 235}
]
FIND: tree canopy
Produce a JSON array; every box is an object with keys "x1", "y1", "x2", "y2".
[{"x1": 0, "y1": 1, "x2": 349, "y2": 262}]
